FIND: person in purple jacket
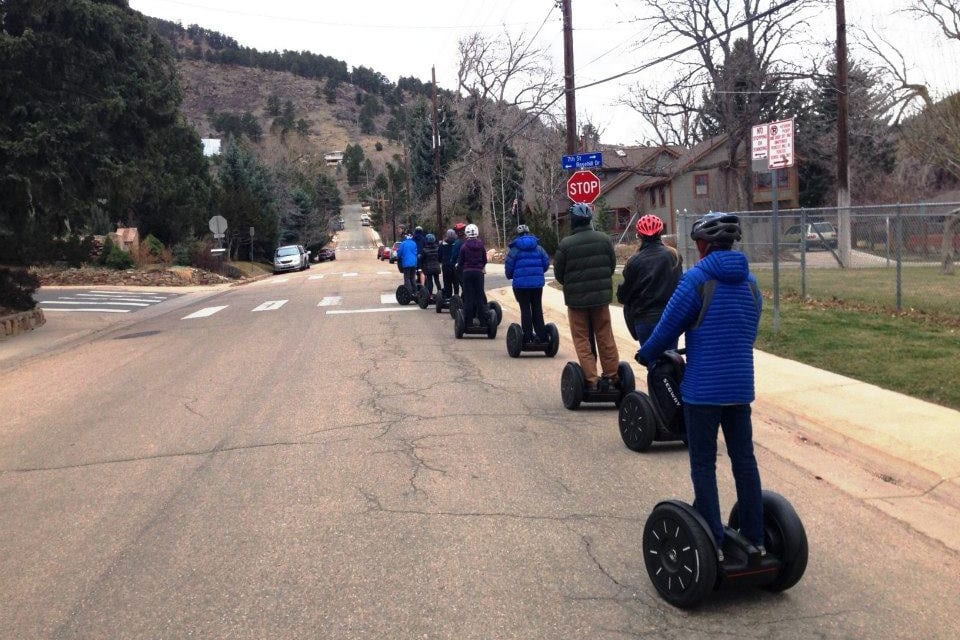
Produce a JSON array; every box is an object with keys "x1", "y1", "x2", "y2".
[
  {"x1": 455, "y1": 223, "x2": 488, "y2": 326},
  {"x1": 637, "y1": 212, "x2": 765, "y2": 561}
]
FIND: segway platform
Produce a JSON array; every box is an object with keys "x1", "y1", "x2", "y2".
[
  {"x1": 642, "y1": 491, "x2": 808, "y2": 609},
  {"x1": 618, "y1": 350, "x2": 686, "y2": 452},
  {"x1": 560, "y1": 361, "x2": 635, "y2": 410},
  {"x1": 454, "y1": 308, "x2": 498, "y2": 339},
  {"x1": 506, "y1": 323, "x2": 559, "y2": 358}
]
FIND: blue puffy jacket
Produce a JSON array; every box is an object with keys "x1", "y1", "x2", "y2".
[
  {"x1": 638, "y1": 249, "x2": 762, "y2": 405},
  {"x1": 396, "y1": 237, "x2": 419, "y2": 269},
  {"x1": 505, "y1": 234, "x2": 550, "y2": 289}
]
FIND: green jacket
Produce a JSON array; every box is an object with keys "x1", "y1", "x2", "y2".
[{"x1": 554, "y1": 226, "x2": 616, "y2": 308}]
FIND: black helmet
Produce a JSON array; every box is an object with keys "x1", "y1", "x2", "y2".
[{"x1": 691, "y1": 212, "x2": 741, "y2": 246}]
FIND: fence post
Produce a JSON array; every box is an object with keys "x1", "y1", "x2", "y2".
[
  {"x1": 799, "y1": 208, "x2": 807, "y2": 299},
  {"x1": 896, "y1": 203, "x2": 903, "y2": 311}
]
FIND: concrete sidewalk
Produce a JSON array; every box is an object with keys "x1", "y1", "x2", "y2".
[{"x1": 485, "y1": 269, "x2": 960, "y2": 552}]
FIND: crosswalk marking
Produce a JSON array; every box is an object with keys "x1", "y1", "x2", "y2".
[
  {"x1": 44, "y1": 307, "x2": 129, "y2": 314},
  {"x1": 326, "y1": 307, "x2": 418, "y2": 315},
  {"x1": 308, "y1": 275, "x2": 325, "y2": 280},
  {"x1": 183, "y1": 305, "x2": 228, "y2": 319},
  {"x1": 252, "y1": 300, "x2": 288, "y2": 312},
  {"x1": 342, "y1": 272, "x2": 358, "y2": 277},
  {"x1": 376, "y1": 271, "x2": 393, "y2": 276},
  {"x1": 380, "y1": 294, "x2": 397, "y2": 305},
  {"x1": 40, "y1": 300, "x2": 150, "y2": 307},
  {"x1": 318, "y1": 296, "x2": 342, "y2": 307}
]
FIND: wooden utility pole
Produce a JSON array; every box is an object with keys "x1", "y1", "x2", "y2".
[
  {"x1": 836, "y1": 0, "x2": 851, "y2": 266},
  {"x1": 431, "y1": 65, "x2": 443, "y2": 232},
  {"x1": 561, "y1": 0, "x2": 577, "y2": 155}
]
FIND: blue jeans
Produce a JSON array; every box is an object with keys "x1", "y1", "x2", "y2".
[
  {"x1": 684, "y1": 403, "x2": 764, "y2": 548},
  {"x1": 633, "y1": 320, "x2": 677, "y2": 351}
]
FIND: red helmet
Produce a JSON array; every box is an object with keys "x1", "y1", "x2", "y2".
[{"x1": 636, "y1": 214, "x2": 664, "y2": 237}]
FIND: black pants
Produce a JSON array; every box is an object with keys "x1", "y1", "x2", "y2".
[
  {"x1": 441, "y1": 264, "x2": 459, "y2": 297},
  {"x1": 424, "y1": 271, "x2": 441, "y2": 295},
  {"x1": 462, "y1": 271, "x2": 486, "y2": 325},
  {"x1": 403, "y1": 267, "x2": 418, "y2": 294},
  {"x1": 514, "y1": 287, "x2": 546, "y2": 342}
]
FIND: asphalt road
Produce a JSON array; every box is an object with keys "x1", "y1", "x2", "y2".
[{"x1": 1, "y1": 204, "x2": 958, "y2": 639}]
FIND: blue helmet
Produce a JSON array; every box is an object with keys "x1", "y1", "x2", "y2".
[
  {"x1": 569, "y1": 203, "x2": 593, "y2": 219},
  {"x1": 425, "y1": 233, "x2": 436, "y2": 243}
]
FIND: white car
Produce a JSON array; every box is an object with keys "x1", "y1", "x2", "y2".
[{"x1": 273, "y1": 245, "x2": 309, "y2": 273}]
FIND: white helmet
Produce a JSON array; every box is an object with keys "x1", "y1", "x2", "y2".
[{"x1": 465, "y1": 223, "x2": 479, "y2": 238}]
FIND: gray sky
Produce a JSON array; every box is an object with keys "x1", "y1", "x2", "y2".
[{"x1": 129, "y1": 0, "x2": 959, "y2": 145}]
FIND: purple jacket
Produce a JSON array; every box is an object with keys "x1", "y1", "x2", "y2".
[{"x1": 457, "y1": 238, "x2": 487, "y2": 273}]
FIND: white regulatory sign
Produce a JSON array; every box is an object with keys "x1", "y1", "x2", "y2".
[{"x1": 767, "y1": 118, "x2": 795, "y2": 169}]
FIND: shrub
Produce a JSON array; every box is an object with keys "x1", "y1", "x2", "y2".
[
  {"x1": 0, "y1": 268, "x2": 39, "y2": 311},
  {"x1": 100, "y1": 239, "x2": 135, "y2": 270},
  {"x1": 375, "y1": 141, "x2": 383, "y2": 151}
]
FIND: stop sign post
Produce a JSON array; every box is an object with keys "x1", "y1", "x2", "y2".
[{"x1": 567, "y1": 170, "x2": 601, "y2": 204}]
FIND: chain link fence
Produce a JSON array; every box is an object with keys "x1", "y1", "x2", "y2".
[{"x1": 670, "y1": 202, "x2": 960, "y2": 317}]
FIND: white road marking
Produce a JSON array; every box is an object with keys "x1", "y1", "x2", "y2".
[
  {"x1": 40, "y1": 300, "x2": 150, "y2": 307},
  {"x1": 318, "y1": 296, "x2": 342, "y2": 307},
  {"x1": 270, "y1": 278, "x2": 289, "y2": 284},
  {"x1": 308, "y1": 275, "x2": 325, "y2": 280},
  {"x1": 65, "y1": 295, "x2": 164, "y2": 303},
  {"x1": 342, "y1": 272, "x2": 358, "y2": 277},
  {"x1": 74, "y1": 292, "x2": 167, "y2": 300},
  {"x1": 326, "y1": 307, "x2": 418, "y2": 315},
  {"x1": 380, "y1": 294, "x2": 397, "y2": 304},
  {"x1": 43, "y1": 308, "x2": 130, "y2": 313},
  {"x1": 182, "y1": 305, "x2": 228, "y2": 319},
  {"x1": 376, "y1": 271, "x2": 393, "y2": 276},
  {"x1": 252, "y1": 300, "x2": 288, "y2": 312}
]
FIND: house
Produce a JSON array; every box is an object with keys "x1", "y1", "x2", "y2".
[
  {"x1": 324, "y1": 151, "x2": 345, "y2": 166},
  {"x1": 595, "y1": 135, "x2": 800, "y2": 237},
  {"x1": 201, "y1": 138, "x2": 221, "y2": 157}
]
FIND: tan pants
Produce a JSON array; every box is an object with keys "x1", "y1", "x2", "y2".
[{"x1": 567, "y1": 306, "x2": 620, "y2": 387}]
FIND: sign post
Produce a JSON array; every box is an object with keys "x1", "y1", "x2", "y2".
[{"x1": 752, "y1": 118, "x2": 795, "y2": 335}]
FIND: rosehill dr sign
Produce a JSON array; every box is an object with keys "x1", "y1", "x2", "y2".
[{"x1": 566, "y1": 170, "x2": 601, "y2": 204}]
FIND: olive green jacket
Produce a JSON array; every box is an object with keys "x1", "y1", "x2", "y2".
[{"x1": 554, "y1": 226, "x2": 617, "y2": 308}]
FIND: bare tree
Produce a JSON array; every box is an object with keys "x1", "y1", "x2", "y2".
[
  {"x1": 626, "y1": 0, "x2": 825, "y2": 208},
  {"x1": 908, "y1": 1, "x2": 960, "y2": 40},
  {"x1": 621, "y1": 79, "x2": 704, "y2": 146}
]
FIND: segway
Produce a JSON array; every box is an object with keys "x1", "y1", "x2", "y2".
[
  {"x1": 506, "y1": 323, "x2": 560, "y2": 358},
  {"x1": 447, "y1": 294, "x2": 462, "y2": 318},
  {"x1": 618, "y1": 349, "x2": 687, "y2": 452},
  {"x1": 417, "y1": 286, "x2": 437, "y2": 310},
  {"x1": 559, "y1": 321, "x2": 635, "y2": 410},
  {"x1": 642, "y1": 490, "x2": 808, "y2": 609},
  {"x1": 395, "y1": 284, "x2": 414, "y2": 306},
  {"x1": 453, "y1": 307, "x2": 498, "y2": 340}
]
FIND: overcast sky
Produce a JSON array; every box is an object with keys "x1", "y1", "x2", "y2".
[{"x1": 129, "y1": 0, "x2": 960, "y2": 146}]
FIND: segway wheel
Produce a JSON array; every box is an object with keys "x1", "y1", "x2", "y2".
[
  {"x1": 618, "y1": 391, "x2": 658, "y2": 452},
  {"x1": 454, "y1": 309, "x2": 465, "y2": 339},
  {"x1": 417, "y1": 288, "x2": 429, "y2": 309},
  {"x1": 560, "y1": 362, "x2": 585, "y2": 410},
  {"x1": 615, "y1": 361, "x2": 636, "y2": 406},
  {"x1": 488, "y1": 301, "x2": 503, "y2": 326},
  {"x1": 435, "y1": 296, "x2": 444, "y2": 314},
  {"x1": 506, "y1": 323, "x2": 522, "y2": 358},
  {"x1": 643, "y1": 502, "x2": 719, "y2": 609},
  {"x1": 544, "y1": 323, "x2": 560, "y2": 358},
  {"x1": 395, "y1": 285, "x2": 412, "y2": 306},
  {"x1": 728, "y1": 491, "x2": 808, "y2": 593},
  {"x1": 449, "y1": 295, "x2": 461, "y2": 319},
  {"x1": 486, "y1": 309, "x2": 498, "y2": 339}
]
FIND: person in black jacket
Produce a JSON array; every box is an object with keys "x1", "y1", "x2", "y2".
[
  {"x1": 419, "y1": 233, "x2": 442, "y2": 298},
  {"x1": 617, "y1": 214, "x2": 683, "y2": 348},
  {"x1": 438, "y1": 229, "x2": 459, "y2": 298}
]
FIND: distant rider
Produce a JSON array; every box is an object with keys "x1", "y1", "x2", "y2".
[
  {"x1": 396, "y1": 233, "x2": 419, "y2": 295},
  {"x1": 617, "y1": 214, "x2": 683, "y2": 348},
  {"x1": 505, "y1": 224, "x2": 551, "y2": 344},
  {"x1": 637, "y1": 212, "x2": 765, "y2": 561},
  {"x1": 554, "y1": 203, "x2": 620, "y2": 391},
  {"x1": 419, "y1": 233, "x2": 442, "y2": 300},
  {"x1": 455, "y1": 223, "x2": 488, "y2": 326},
  {"x1": 438, "y1": 229, "x2": 460, "y2": 299}
]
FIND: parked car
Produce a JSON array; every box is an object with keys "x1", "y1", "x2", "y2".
[
  {"x1": 783, "y1": 222, "x2": 837, "y2": 250},
  {"x1": 315, "y1": 246, "x2": 336, "y2": 262},
  {"x1": 389, "y1": 242, "x2": 401, "y2": 264},
  {"x1": 377, "y1": 245, "x2": 391, "y2": 261},
  {"x1": 274, "y1": 245, "x2": 309, "y2": 273}
]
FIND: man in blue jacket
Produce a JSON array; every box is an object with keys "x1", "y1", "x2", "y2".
[
  {"x1": 396, "y1": 233, "x2": 420, "y2": 295},
  {"x1": 637, "y1": 212, "x2": 765, "y2": 561},
  {"x1": 505, "y1": 224, "x2": 551, "y2": 343}
]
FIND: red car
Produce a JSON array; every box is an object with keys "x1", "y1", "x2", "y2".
[
  {"x1": 377, "y1": 245, "x2": 391, "y2": 261},
  {"x1": 389, "y1": 242, "x2": 401, "y2": 264}
]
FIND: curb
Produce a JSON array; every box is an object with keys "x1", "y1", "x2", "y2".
[{"x1": 0, "y1": 308, "x2": 46, "y2": 339}]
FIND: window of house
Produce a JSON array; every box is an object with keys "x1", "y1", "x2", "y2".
[
  {"x1": 649, "y1": 189, "x2": 656, "y2": 207},
  {"x1": 694, "y1": 173, "x2": 709, "y2": 197},
  {"x1": 754, "y1": 171, "x2": 789, "y2": 191},
  {"x1": 658, "y1": 186, "x2": 666, "y2": 207}
]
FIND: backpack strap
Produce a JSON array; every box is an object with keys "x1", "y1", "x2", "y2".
[{"x1": 691, "y1": 279, "x2": 762, "y2": 330}]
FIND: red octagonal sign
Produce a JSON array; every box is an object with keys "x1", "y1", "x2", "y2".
[{"x1": 566, "y1": 169, "x2": 601, "y2": 204}]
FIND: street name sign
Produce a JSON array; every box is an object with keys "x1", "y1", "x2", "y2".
[
  {"x1": 566, "y1": 170, "x2": 601, "y2": 204},
  {"x1": 562, "y1": 152, "x2": 603, "y2": 170}
]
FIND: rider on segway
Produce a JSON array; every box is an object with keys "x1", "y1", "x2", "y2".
[
  {"x1": 505, "y1": 224, "x2": 551, "y2": 344},
  {"x1": 396, "y1": 232, "x2": 419, "y2": 296},
  {"x1": 455, "y1": 223, "x2": 489, "y2": 328},
  {"x1": 636, "y1": 212, "x2": 765, "y2": 561},
  {"x1": 419, "y1": 233, "x2": 442, "y2": 306}
]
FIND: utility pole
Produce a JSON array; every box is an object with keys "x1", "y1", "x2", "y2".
[
  {"x1": 561, "y1": 0, "x2": 577, "y2": 155},
  {"x1": 431, "y1": 65, "x2": 443, "y2": 233},
  {"x1": 836, "y1": 0, "x2": 851, "y2": 266}
]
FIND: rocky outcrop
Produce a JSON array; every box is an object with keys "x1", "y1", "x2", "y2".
[{"x1": 0, "y1": 308, "x2": 45, "y2": 339}]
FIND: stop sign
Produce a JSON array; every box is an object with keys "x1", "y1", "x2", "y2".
[{"x1": 566, "y1": 170, "x2": 601, "y2": 204}]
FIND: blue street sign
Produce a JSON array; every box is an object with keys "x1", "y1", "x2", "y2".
[{"x1": 562, "y1": 152, "x2": 603, "y2": 170}]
